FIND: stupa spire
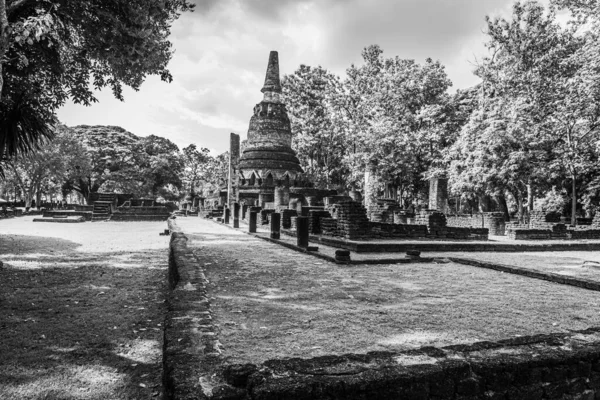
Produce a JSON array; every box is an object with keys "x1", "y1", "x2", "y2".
[{"x1": 261, "y1": 51, "x2": 282, "y2": 94}]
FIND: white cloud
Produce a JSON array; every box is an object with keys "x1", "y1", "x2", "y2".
[{"x1": 57, "y1": 0, "x2": 555, "y2": 154}]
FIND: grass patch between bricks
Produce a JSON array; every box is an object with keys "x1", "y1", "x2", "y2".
[{"x1": 175, "y1": 218, "x2": 600, "y2": 366}]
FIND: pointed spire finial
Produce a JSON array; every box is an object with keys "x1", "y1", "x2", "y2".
[{"x1": 261, "y1": 51, "x2": 282, "y2": 94}]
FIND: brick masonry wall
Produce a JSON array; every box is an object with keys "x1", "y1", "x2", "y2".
[
  {"x1": 417, "y1": 210, "x2": 489, "y2": 240},
  {"x1": 369, "y1": 222, "x2": 428, "y2": 239},
  {"x1": 335, "y1": 201, "x2": 371, "y2": 240},
  {"x1": 259, "y1": 209, "x2": 274, "y2": 225},
  {"x1": 281, "y1": 209, "x2": 297, "y2": 229},
  {"x1": 214, "y1": 328, "x2": 600, "y2": 400},
  {"x1": 593, "y1": 213, "x2": 600, "y2": 229},
  {"x1": 307, "y1": 210, "x2": 332, "y2": 234},
  {"x1": 163, "y1": 231, "x2": 222, "y2": 400}
]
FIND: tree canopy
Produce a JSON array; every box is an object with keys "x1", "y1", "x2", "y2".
[{"x1": 0, "y1": 0, "x2": 194, "y2": 162}]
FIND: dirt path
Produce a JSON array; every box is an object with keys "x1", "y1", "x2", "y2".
[
  {"x1": 0, "y1": 217, "x2": 170, "y2": 400},
  {"x1": 175, "y1": 217, "x2": 600, "y2": 365}
]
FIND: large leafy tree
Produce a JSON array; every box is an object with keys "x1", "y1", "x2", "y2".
[
  {"x1": 283, "y1": 65, "x2": 347, "y2": 189},
  {"x1": 64, "y1": 125, "x2": 182, "y2": 202},
  {"x1": 5, "y1": 124, "x2": 88, "y2": 207},
  {"x1": 340, "y1": 45, "x2": 453, "y2": 202},
  {"x1": 0, "y1": 0, "x2": 194, "y2": 162},
  {"x1": 181, "y1": 144, "x2": 211, "y2": 196},
  {"x1": 470, "y1": 0, "x2": 596, "y2": 224}
]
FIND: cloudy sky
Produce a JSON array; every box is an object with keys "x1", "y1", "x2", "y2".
[{"x1": 57, "y1": 0, "x2": 548, "y2": 154}]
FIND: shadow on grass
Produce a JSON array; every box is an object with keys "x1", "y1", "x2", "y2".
[
  {"x1": 0, "y1": 248, "x2": 167, "y2": 400},
  {"x1": 0, "y1": 234, "x2": 82, "y2": 255}
]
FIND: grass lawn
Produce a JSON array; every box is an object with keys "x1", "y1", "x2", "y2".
[
  {"x1": 431, "y1": 251, "x2": 600, "y2": 282},
  {"x1": 0, "y1": 217, "x2": 170, "y2": 400},
  {"x1": 176, "y1": 218, "x2": 600, "y2": 366}
]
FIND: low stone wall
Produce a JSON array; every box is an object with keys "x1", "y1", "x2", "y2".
[
  {"x1": 370, "y1": 222, "x2": 428, "y2": 239},
  {"x1": 43, "y1": 210, "x2": 93, "y2": 221},
  {"x1": 308, "y1": 210, "x2": 332, "y2": 234},
  {"x1": 163, "y1": 231, "x2": 222, "y2": 400},
  {"x1": 593, "y1": 213, "x2": 600, "y2": 229},
  {"x1": 281, "y1": 209, "x2": 297, "y2": 229},
  {"x1": 111, "y1": 206, "x2": 170, "y2": 221},
  {"x1": 568, "y1": 229, "x2": 600, "y2": 240},
  {"x1": 259, "y1": 209, "x2": 274, "y2": 225},
  {"x1": 507, "y1": 228, "x2": 553, "y2": 240},
  {"x1": 330, "y1": 201, "x2": 371, "y2": 240},
  {"x1": 447, "y1": 213, "x2": 505, "y2": 236},
  {"x1": 214, "y1": 328, "x2": 600, "y2": 399}
]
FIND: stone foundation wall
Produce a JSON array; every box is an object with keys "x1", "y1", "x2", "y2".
[
  {"x1": 507, "y1": 228, "x2": 553, "y2": 240},
  {"x1": 214, "y1": 328, "x2": 600, "y2": 400},
  {"x1": 259, "y1": 209, "x2": 274, "y2": 225},
  {"x1": 110, "y1": 206, "x2": 171, "y2": 221},
  {"x1": 281, "y1": 209, "x2": 297, "y2": 229},
  {"x1": 568, "y1": 229, "x2": 600, "y2": 240},
  {"x1": 163, "y1": 231, "x2": 221, "y2": 400},
  {"x1": 333, "y1": 201, "x2": 371, "y2": 240},
  {"x1": 446, "y1": 213, "x2": 506, "y2": 236},
  {"x1": 307, "y1": 210, "x2": 332, "y2": 234},
  {"x1": 593, "y1": 213, "x2": 600, "y2": 229},
  {"x1": 414, "y1": 210, "x2": 489, "y2": 240},
  {"x1": 369, "y1": 222, "x2": 428, "y2": 239}
]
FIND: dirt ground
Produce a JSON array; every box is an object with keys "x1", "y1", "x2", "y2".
[
  {"x1": 176, "y1": 217, "x2": 600, "y2": 365},
  {"x1": 0, "y1": 216, "x2": 170, "y2": 400}
]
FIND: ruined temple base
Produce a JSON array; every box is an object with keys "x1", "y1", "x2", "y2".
[{"x1": 294, "y1": 233, "x2": 600, "y2": 253}]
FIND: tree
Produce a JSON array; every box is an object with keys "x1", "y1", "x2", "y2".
[
  {"x1": 181, "y1": 144, "x2": 211, "y2": 196},
  {"x1": 282, "y1": 65, "x2": 347, "y2": 189},
  {"x1": 475, "y1": 0, "x2": 599, "y2": 224},
  {"x1": 0, "y1": 0, "x2": 194, "y2": 161},
  {"x1": 64, "y1": 125, "x2": 182, "y2": 202},
  {"x1": 5, "y1": 124, "x2": 88, "y2": 207},
  {"x1": 138, "y1": 135, "x2": 183, "y2": 200},
  {"x1": 339, "y1": 45, "x2": 453, "y2": 202}
]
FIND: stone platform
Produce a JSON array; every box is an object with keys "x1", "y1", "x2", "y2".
[
  {"x1": 33, "y1": 216, "x2": 86, "y2": 223},
  {"x1": 43, "y1": 210, "x2": 92, "y2": 221},
  {"x1": 300, "y1": 233, "x2": 600, "y2": 253}
]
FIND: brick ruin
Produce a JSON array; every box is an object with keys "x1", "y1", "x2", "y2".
[
  {"x1": 200, "y1": 50, "x2": 600, "y2": 244},
  {"x1": 506, "y1": 210, "x2": 600, "y2": 240}
]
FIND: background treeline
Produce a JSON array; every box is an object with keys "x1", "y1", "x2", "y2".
[
  {"x1": 2, "y1": 0, "x2": 600, "y2": 223},
  {"x1": 0, "y1": 125, "x2": 228, "y2": 207},
  {"x1": 282, "y1": 0, "x2": 600, "y2": 223}
]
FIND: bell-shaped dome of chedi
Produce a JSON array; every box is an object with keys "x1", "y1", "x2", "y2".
[{"x1": 238, "y1": 51, "x2": 303, "y2": 180}]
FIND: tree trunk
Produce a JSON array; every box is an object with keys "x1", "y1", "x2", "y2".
[
  {"x1": 527, "y1": 181, "x2": 534, "y2": 214},
  {"x1": 0, "y1": 0, "x2": 8, "y2": 98},
  {"x1": 495, "y1": 193, "x2": 510, "y2": 221},
  {"x1": 571, "y1": 173, "x2": 577, "y2": 226},
  {"x1": 35, "y1": 183, "x2": 41, "y2": 209}
]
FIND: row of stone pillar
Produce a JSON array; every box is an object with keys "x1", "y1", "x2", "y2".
[{"x1": 223, "y1": 204, "x2": 309, "y2": 248}]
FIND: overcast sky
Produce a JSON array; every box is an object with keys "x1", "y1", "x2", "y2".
[{"x1": 57, "y1": 0, "x2": 547, "y2": 154}]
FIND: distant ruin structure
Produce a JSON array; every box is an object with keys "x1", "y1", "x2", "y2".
[{"x1": 227, "y1": 132, "x2": 240, "y2": 207}]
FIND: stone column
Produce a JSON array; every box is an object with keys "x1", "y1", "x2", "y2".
[
  {"x1": 227, "y1": 133, "x2": 240, "y2": 207},
  {"x1": 364, "y1": 160, "x2": 378, "y2": 211},
  {"x1": 296, "y1": 216, "x2": 309, "y2": 247},
  {"x1": 224, "y1": 207, "x2": 230, "y2": 224},
  {"x1": 428, "y1": 177, "x2": 449, "y2": 214},
  {"x1": 270, "y1": 212, "x2": 281, "y2": 239},
  {"x1": 233, "y1": 203, "x2": 240, "y2": 228},
  {"x1": 249, "y1": 211, "x2": 257, "y2": 233}
]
